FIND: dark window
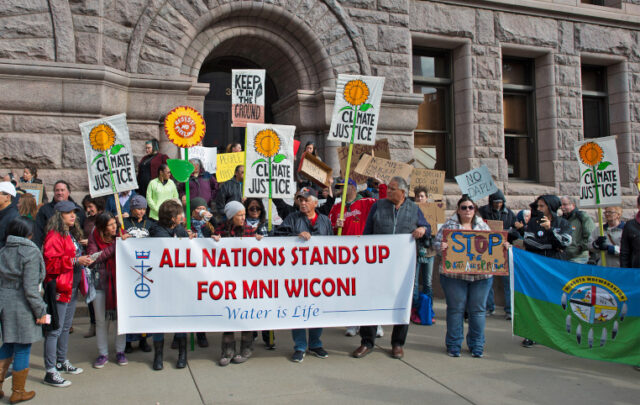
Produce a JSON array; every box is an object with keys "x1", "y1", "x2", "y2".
[
  {"x1": 412, "y1": 50, "x2": 453, "y2": 175},
  {"x1": 502, "y1": 58, "x2": 536, "y2": 180},
  {"x1": 581, "y1": 65, "x2": 609, "y2": 139}
]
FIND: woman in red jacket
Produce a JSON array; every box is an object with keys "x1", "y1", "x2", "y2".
[{"x1": 42, "y1": 201, "x2": 94, "y2": 388}]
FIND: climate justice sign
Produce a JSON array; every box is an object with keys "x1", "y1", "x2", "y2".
[
  {"x1": 574, "y1": 136, "x2": 622, "y2": 208},
  {"x1": 116, "y1": 235, "x2": 415, "y2": 333},
  {"x1": 232, "y1": 69, "x2": 265, "y2": 127}
]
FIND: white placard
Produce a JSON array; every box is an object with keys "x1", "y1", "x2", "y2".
[
  {"x1": 454, "y1": 165, "x2": 498, "y2": 201},
  {"x1": 116, "y1": 235, "x2": 415, "y2": 333},
  {"x1": 244, "y1": 123, "x2": 296, "y2": 198},
  {"x1": 180, "y1": 146, "x2": 217, "y2": 174},
  {"x1": 574, "y1": 136, "x2": 622, "y2": 208},
  {"x1": 80, "y1": 113, "x2": 138, "y2": 198},
  {"x1": 327, "y1": 74, "x2": 385, "y2": 145}
]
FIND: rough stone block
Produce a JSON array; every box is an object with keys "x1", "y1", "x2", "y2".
[
  {"x1": 477, "y1": 91, "x2": 499, "y2": 113},
  {"x1": 104, "y1": 22, "x2": 133, "y2": 42},
  {"x1": 75, "y1": 32, "x2": 100, "y2": 64},
  {"x1": 368, "y1": 51, "x2": 391, "y2": 66},
  {"x1": 558, "y1": 21, "x2": 574, "y2": 54},
  {"x1": 0, "y1": 115, "x2": 13, "y2": 132},
  {"x1": 69, "y1": 0, "x2": 101, "y2": 16},
  {"x1": 371, "y1": 65, "x2": 411, "y2": 93},
  {"x1": 348, "y1": 8, "x2": 389, "y2": 25},
  {"x1": 0, "y1": 133, "x2": 62, "y2": 167},
  {"x1": 0, "y1": 13, "x2": 53, "y2": 39},
  {"x1": 0, "y1": 38, "x2": 55, "y2": 61},
  {"x1": 13, "y1": 116, "x2": 84, "y2": 135},
  {"x1": 71, "y1": 14, "x2": 100, "y2": 33},
  {"x1": 496, "y1": 13, "x2": 557, "y2": 47},
  {"x1": 389, "y1": 13, "x2": 409, "y2": 27},
  {"x1": 476, "y1": 9, "x2": 494, "y2": 45},
  {"x1": 103, "y1": 36, "x2": 129, "y2": 70},
  {"x1": 61, "y1": 135, "x2": 87, "y2": 168},
  {"x1": 356, "y1": 23, "x2": 378, "y2": 51},
  {"x1": 140, "y1": 43, "x2": 178, "y2": 66},
  {"x1": 576, "y1": 24, "x2": 634, "y2": 56},
  {"x1": 378, "y1": 26, "x2": 409, "y2": 53},
  {"x1": 378, "y1": 0, "x2": 408, "y2": 14},
  {"x1": 556, "y1": 65, "x2": 579, "y2": 87},
  {"x1": 128, "y1": 123, "x2": 159, "y2": 140},
  {"x1": 104, "y1": 0, "x2": 146, "y2": 28},
  {"x1": 409, "y1": 1, "x2": 475, "y2": 38},
  {"x1": 0, "y1": 0, "x2": 48, "y2": 17},
  {"x1": 341, "y1": 0, "x2": 377, "y2": 9}
]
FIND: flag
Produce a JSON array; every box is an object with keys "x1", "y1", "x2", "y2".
[{"x1": 513, "y1": 248, "x2": 640, "y2": 365}]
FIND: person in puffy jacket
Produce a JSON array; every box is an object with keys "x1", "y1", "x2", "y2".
[
  {"x1": 0, "y1": 217, "x2": 48, "y2": 403},
  {"x1": 42, "y1": 201, "x2": 94, "y2": 388},
  {"x1": 522, "y1": 195, "x2": 572, "y2": 260},
  {"x1": 620, "y1": 195, "x2": 640, "y2": 269}
]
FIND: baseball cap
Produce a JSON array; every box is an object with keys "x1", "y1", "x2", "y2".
[
  {"x1": 54, "y1": 200, "x2": 79, "y2": 213},
  {"x1": 335, "y1": 178, "x2": 357, "y2": 188},
  {"x1": 0, "y1": 182, "x2": 16, "y2": 197},
  {"x1": 296, "y1": 187, "x2": 318, "y2": 199}
]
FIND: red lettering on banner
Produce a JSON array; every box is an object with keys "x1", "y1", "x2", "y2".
[
  {"x1": 174, "y1": 249, "x2": 185, "y2": 267},
  {"x1": 378, "y1": 245, "x2": 389, "y2": 263},
  {"x1": 243, "y1": 280, "x2": 257, "y2": 299},
  {"x1": 352, "y1": 246, "x2": 359, "y2": 263},
  {"x1": 352, "y1": 277, "x2": 356, "y2": 295},
  {"x1": 299, "y1": 247, "x2": 309, "y2": 264},
  {"x1": 218, "y1": 249, "x2": 230, "y2": 267},
  {"x1": 310, "y1": 278, "x2": 321, "y2": 297},
  {"x1": 339, "y1": 246, "x2": 350, "y2": 264},
  {"x1": 197, "y1": 281, "x2": 207, "y2": 300},
  {"x1": 285, "y1": 279, "x2": 303, "y2": 297},
  {"x1": 310, "y1": 247, "x2": 323, "y2": 265},
  {"x1": 209, "y1": 281, "x2": 223, "y2": 300},
  {"x1": 291, "y1": 247, "x2": 298, "y2": 265},
  {"x1": 337, "y1": 278, "x2": 350, "y2": 296},
  {"x1": 159, "y1": 249, "x2": 173, "y2": 267},
  {"x1": 259, "y1": 280, "x2": 276, "y2": 298},
  {"x1": 248, "y1": 248, "x2": 261, "y2": 266},
  {"x1": 225, "y1": 281, "x2": 237, "y2": 299},
  {"x1": 474, "y1": 236, "x2": 488, "y2": 254},
  {"x1": 365, "y1": 245, "x2": 377, "y2": 263},
  {"x1": 322, "y1": 278, "x2": 335, "y2": 296},
  {"x1": 324, "y1": 246, "x2": 336, "y2": 263},
  {"x1": 278, "y1": 247, "x2": 286, "y2": 265},
  {"x1": 264, "y1": 248, "x2": 277, "y2": 265},
  {"x1": 186, "y1": 249, "x2": 196, "y2": 267},
  {"x1": 202, "y1": 249, "x2": 215, "y2": 267}
]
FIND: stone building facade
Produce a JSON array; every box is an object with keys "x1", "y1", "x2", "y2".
[{"x1": 0, "y1": 0, "x2": 638, "y2": 209}]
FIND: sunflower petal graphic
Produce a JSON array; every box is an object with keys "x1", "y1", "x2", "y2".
[
  {"x1": 164, "y1": 106, "x2": 206, "y2": 148},
  {"x1": 343, "y1": 79, "x2": 369, "y2": 107},
  {"x1": 579, "y1": 142, "x2": 604, "y2": 167},
  {"x1": 254, "y1": 129, "x2": 281, "y2": 158},
  {"x1": 89, "y1": 124, "x2": 116, "y2": 152}
]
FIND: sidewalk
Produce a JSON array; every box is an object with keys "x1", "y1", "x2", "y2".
[{"x1": 23, "y1": 300, "x2": 639, "y2": 405}]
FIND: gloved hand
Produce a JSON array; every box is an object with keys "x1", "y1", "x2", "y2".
[{"x1": 593, "y1": 236, "x2": 608, "y2": 251}]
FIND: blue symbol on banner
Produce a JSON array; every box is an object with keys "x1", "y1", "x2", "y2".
[{"x1": 131, "y1": 251, "x2": 153, "y2": 299}]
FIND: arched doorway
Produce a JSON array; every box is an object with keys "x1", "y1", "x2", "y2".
[{"x1": 198, "y1": 57, "x2": 279, "y2": 150}]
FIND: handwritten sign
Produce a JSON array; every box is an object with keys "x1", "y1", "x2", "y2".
[
  {"x1": 442, "y1": 229, "x2": 509, "y2": 276},
  {"x1": 338, "y1": 139, "x2": 390, "y2": 184},
  {"x1": 574, "y1": 136, "x2": 622, "y2": 208},
  {"x1": 410, "y1": 168, "x2": 445, "y2": 198},
  {"x1": 454, "y1": 165, "x2": 498, "y2": 201},
  {"x1": 216, "y1": 152, "x2": 245, "y2": 183},
  {"x1": 486, "y1": 220, "x2": 504, "y2": 231},
  {"x1": 17, "y1": 182, "x2": 44, "y2": 205},
  {"x1": 354, "y1": 154, "x2": 413, "y2": 185},
  {"x1": 327, "y1": 74, "x2": 385, "y2": 145},
  {"x1": 299, "y1": 153, "x2": 333, "y2": 188},
  {"x1": 180, "y1": 146, "x2": 217, "y2": 174},
  {"x1": 232, "y1": 69, "x2": 265, "y2": 127},
  {"x1": 418, "y1": 202, "x2": 445, "y2": 236}
]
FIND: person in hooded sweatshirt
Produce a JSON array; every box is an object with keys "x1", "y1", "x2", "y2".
[
  {"x1": 478, "y1": 190, "x2": 517, "y2": 320},
  {"x1": 519, "y1": 194, "x2": 572, "y2": 347}
]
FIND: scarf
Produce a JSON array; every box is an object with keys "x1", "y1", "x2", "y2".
[{"x1": 93, "y1": 227, "x2": 118, "y2": 315}]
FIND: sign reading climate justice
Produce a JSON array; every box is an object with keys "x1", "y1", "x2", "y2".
[
  {"x1": 244, "y1": 123, "x2": 296, "y2": 198},
  {"x1": 574, "y1": 136, "x2": 622, "y2": 208},
  {"x1": 327, "y1": 74, "x2": 385, "y2": 146},
  {"x1": 232, "y1": 69, "x2": 265, "y2": 127},
  {"x1": 80, "y1": 113, "x2": 138, "y2": 198},
  {"x1": 116, "y1": 235, "x2": 416, "y2": 333},
  {"x1": 441, "y1": 229, "x2": 509, "y2": 276}
]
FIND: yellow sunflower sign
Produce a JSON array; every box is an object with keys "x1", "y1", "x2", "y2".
[
  {"x1": 80, "y1": 113, "x2": 138, "y2": 198},
  {"x1": 327, "y1": 74, "x2": 385, "y2": 146},
  {"x1": 244, "y1": 123, "x2": 296, "y2": 199},
  {"x1": 574, "y1": 136, "x2": 621, "y2": 208}
]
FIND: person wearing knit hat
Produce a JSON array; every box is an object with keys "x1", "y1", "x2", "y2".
[
  {"x1": 223, "y1": 201, "x2": 245, "y2": 222},
  {"x1": 123, "y1": 195, "x2": 153, "y2": 239}
]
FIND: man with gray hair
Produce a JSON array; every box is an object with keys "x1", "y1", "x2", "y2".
[
  {"x1": 560, "y1": 195, "x2": 595, "y2": 263},
  {"x1": 353, "y1": 176, "x2": 431, "y2": 360},
  {"x1": 178, "y1": 158, "x2": 219, "y2": 210}
]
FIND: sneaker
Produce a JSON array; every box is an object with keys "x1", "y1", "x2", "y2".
[
  {"x1": 376, "y1": 325, "x2": 384, "y2": 338},
  {"x1": 345, "y1": 326, "x2": 359, "y2": 337},
  {"x1": 309, "y1": 347, "x2": 328, "y2": 359},
  {"x1": 505, "y1": 313, "x2": 512, "y2": 320},
  {"x1": 116, "y1": 352, "x2": 128, "y2": 366},
  {"x1": 447, "y1": 351, "x2": 460, "y2": 358},
  {"x1": 486, "y1": 310, "x2": 496, "y2": 317},
  {"x1": 521, "y1": 339, "x2": 535, "y2": 348},
  {"x1": 57, "y1": 360, "x2": 83, "y2": 374},
  {"x1": 43, "y1": 371, "x2": 71, "y2": 388},
  {"x1": 93, "y1": 355, "x2": 109, "y2": 369},
  {"x1": 471, "y1": 352, "x2": 484, "y2": 358},
  {"x1": 291, "y1": 350, "x2": 305, "y2": 363}
]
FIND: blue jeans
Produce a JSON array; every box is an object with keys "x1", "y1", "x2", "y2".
[
  {"x1": 413, "y1": 257, "x2": 435, "y2": 307},
  {"x1": 0, "y1": 343, "x2": 31, "y2": 371},
  {"x1": 291, "y1": 328, "x2": 322, "y2": 352},
  {"x1": 440, "y1": 274, "x2": 493, "y2": 355},
  {"x1": 486, "y1": 275, "x2": 511, "y2": 314}
]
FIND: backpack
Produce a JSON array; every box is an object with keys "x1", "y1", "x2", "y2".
[{"x1": 410, "y1": 293, "x2": 435, "y2": 325}]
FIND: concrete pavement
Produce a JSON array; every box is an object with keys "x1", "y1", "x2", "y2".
[{"x1": 20, "y1": 300, "x2": 639, "y2": 405}]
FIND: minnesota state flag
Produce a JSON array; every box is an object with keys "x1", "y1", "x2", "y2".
[{"x1": 513, "y1": 248, "x2": 640, "y2": 365}]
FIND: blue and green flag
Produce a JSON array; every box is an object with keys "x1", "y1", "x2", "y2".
[{"x1": 513, "y1": 248, "x2": 640, "y2": 365}]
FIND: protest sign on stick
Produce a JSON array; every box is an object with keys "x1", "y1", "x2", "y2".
[
  {"x1": 338, "y1": 139, "x2": 390, "y2": 184},
  {"x1": 410, "y1": 168, "x2": 445, "y2": 198},
  {"x1": 354, "y1": 154, "x2": 413, "y2": 185},
  {"x1": 454, "y1": 165, "x2": 498, "y2": 201},
  {"x1": 441, "y1": 229, "x2": 509, "y2": 276},
  {"x1": 298, "y1": 153, "x2": 333, "y2": 189},
  {"x1": 417, "y1": 202, "x2": 445, "y2": 236},
  {"x1": 180, "y1": 146, "x2": 217, "y2": 174},
  {"x1": 232, "y1": 70, "x2": 265, "y2": 127},
  {"x1": 216, "y1": 152, "x2": 245, "y2": 183},
  {"x1": 80, "y1": 113, "x2": 138, "y2": 230}
]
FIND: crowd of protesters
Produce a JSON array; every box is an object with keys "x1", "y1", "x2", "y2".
[{"x1": 1, "y1": 140, "x2": 639, "y2": 401}]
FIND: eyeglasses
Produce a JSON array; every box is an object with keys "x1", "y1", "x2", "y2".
[
  {"x1": 459, "y1": 205, "x2": 475, "y2": 211},
  {"x1": 604, "y1": 211, "x2": 617, "y2": 215},
  {"x1": 248, "y1": 207, "x2": 261, "y2": 212}
]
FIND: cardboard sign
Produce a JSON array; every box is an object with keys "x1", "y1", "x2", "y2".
[
  {"x1": 216, "y1": 152, "x2": 245, "y2": 183},
  {"x1": 327, "y1": 74, "x2": 385, "y2": 145},
  {"x1": 299, "y1": 153, "x2": 333, "y2": 188},
  {"x1": 17, "y1": 182, "x2": 44, "y2": 205},
  {"x1": 232, "y1": 69, "x2": 265, "y2": 127},
  {"x1": 454, "y1": 165, "x2": 498, "y2": 201},
  {"x1": 180, "y1": 146, "x2": 217, "y2": 174},
  {"x1": 338, "y1": 138, "x2": 390, "y2": 184},
  {"x1": 441, "y1": 229, "x2": 509, "y2": 276},
  {"x1": 410, "y1": 168, "x2": 445, "y2": 198},
  {"x1": 418, "y1": 202, "x2": 446, "y2": 236},
  {"x1": 574, "y1": 136, "x2": 622, "y2": 208},
  {"x1": 79, "y1": 113, "x2": 138, "y2": 198},
  {"x1": 486, "y1": 220, "x2": 504, "y2": 231},
  {"x1": 244, "y1": 123, "x2": 296, "y2": 199},
  {"x1": 353, "y1": 154, "x2": 413, "y2": 185}
]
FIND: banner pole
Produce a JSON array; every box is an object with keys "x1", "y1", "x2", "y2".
[
  {"x1": 337, "y1": 104, "x2": 360, "y2": 236},
  {"x1": 184, "y1": 148, "x2": 191, "y2": 231},
  {"x1": 268, "y1": 198, "x2": 273, "y2": 232},
  {"x1": 597, "y1": 207, "x2": 607, "y2": 267}
]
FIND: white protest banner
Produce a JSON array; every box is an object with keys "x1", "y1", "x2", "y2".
[
  {"x1": 80, "y1": 113, "x2": 138, "y2": 198},
  {"x1": 327, "y1": 74, "x2": 385, "y2": 145},
  {"x1": 244, "y1": 123, "x2": 296, "y2": 198},
  {"x1": 180, "y1": 146, "x2": 217, "y2": 174},
  {"x1": 232, "y1": 69, "x2": 265, "y2": 127},
  {"x1": 454, "y1": 165, "x2": 498, "y2": 201},
  {"x1": 574, "y1": 136, "x2": 622, "y2": 208},
  {"x1": 116, "y1": 235, "x2": 415, "y2": 333}
]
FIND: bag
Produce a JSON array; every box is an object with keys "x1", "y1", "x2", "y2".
[
  {"x1": 42, "y1": 280, "x2": 60, "y2": 333},
  {"x1": 412, "y1": 293, "x2": 435, "y2": 326},
  {"x1": 81, "y1": 267, "x2": 96, "y2": 304}
]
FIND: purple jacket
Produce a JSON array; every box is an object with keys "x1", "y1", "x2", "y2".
[{"x1": 178, "y1": 170, "x2": 219, "y2": 207}]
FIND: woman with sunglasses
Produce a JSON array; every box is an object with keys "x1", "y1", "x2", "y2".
[{"x1": 434, "y1": 195, "x2": 495, "y2": 358}]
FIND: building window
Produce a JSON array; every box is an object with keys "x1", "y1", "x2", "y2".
[
  {"x1": 502, "y1": 58, "x2": 536, "y2": 180},
  {"x1": 582, "y1": 65, "x2": 609, "y2": 139},
  {"x1": 412, "y1": 49, "x2": 453, "y2": 175}
]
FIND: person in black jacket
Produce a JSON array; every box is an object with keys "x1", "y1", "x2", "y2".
[
  {"x1": 478, "y1": 190, "x2": 517, "y2": 319},
  {"x1": 0, "y1": 182, "x2": 19, "y2": 249},
  {"x1": 34, "y1": 181, "x2": 86, "y2": 248},
  {"x1": 215, "y1": 165, "x2": 244, "y2": 218},
  {"x1": 620, "y1": 195, "x2": 640, "y2": 269}
]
